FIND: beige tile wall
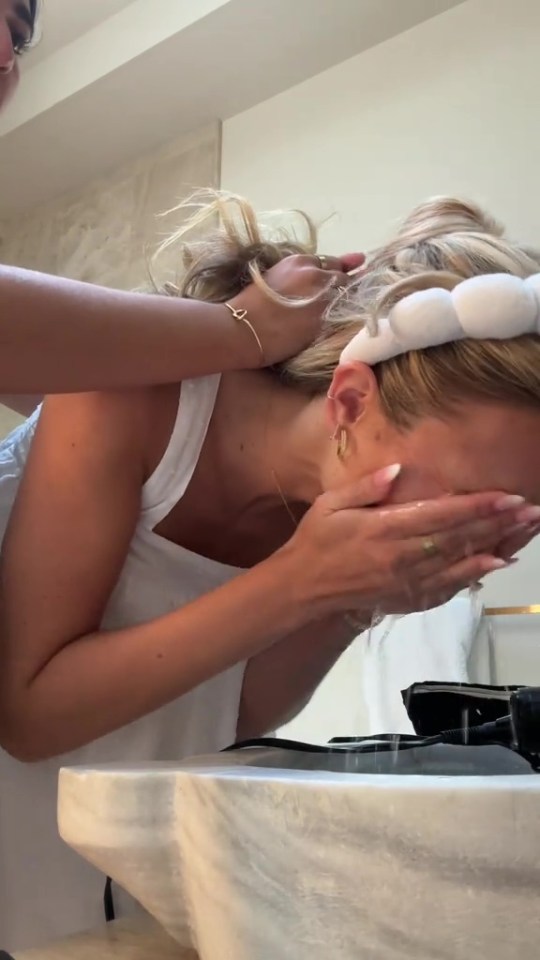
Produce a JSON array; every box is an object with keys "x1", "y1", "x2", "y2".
[{"x1": 0, "y1": 121, "x2": 221, "y2": 437}]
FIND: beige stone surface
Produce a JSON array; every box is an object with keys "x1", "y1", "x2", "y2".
[
  {"x1": 0, "y1": 405, "x2": 24, "y2": 438},
  {"x1": 0, "y1": 122, "x2": 220, "y2": 291},
  {"x1": 14, "y1": 918, "x2": 195, "y2": 960},
  {"x1": 0, "y1": 123, "x2": 220, "y2": 439}
]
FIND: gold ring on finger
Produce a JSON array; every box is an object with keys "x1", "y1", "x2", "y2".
[
  {"x1": 316, "y1": 254, "x2": 329, "y2": 270},
  {"x1": 422, "y1": 536, "x2": 439, "y2": 558}
]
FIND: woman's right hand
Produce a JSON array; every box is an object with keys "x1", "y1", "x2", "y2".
[
  {"x1": 280, "y1": 466, "x2": 539, "y2": 621},
  {"x1": 228, "y1": 252, "x2": 364, "y2": 368}
]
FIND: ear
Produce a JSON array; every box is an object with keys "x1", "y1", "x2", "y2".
[{"x1": 326, "y1": 362, "x2": 379, "y2": 433}]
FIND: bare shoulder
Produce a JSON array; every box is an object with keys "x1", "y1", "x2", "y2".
[{"x1": 36, "y1": 387, "x2": 156, "y2": 469}]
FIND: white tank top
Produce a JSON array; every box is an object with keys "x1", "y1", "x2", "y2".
[{"x1": 0, "y1": 376, "x2": 246, "y2": 952}]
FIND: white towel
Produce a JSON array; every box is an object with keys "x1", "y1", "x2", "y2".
[{"x1": 362, "y1": 596, "x2": 483, "y2": 735}]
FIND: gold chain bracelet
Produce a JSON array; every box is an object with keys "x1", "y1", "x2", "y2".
[{"x1": 225, "y1": 303, "x2": 265, "y2": 365}]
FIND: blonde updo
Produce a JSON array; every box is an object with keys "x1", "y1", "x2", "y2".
[{"x1": 154, "y1": 190, "x2": 540, "y2": 427}]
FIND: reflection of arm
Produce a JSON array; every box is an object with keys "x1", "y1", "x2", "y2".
[
  {"x1": 0, "y1": 391, "x2": 310, "y2": 761},
  {"x1": 237, "y1": 618, "x2": 358, "y2": 739},
  {"x1": 0, "y1": 265, "x2": 251, "y2": 398}
]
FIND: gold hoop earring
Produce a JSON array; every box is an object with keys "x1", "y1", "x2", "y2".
[{"x1": 336, "y1": 427, "x2": 348, "y2": 461}]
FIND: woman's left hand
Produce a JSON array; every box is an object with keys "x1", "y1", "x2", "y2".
[{"x1": 496, "y1": 521, "x2": 540, "y2": 562}]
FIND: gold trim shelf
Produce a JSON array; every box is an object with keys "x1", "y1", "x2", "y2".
[{"x1": 484, "y1": 605, "x2": 540, "y2": 616}]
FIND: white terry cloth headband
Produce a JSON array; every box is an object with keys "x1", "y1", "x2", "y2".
[{"x1": 340, "y1": 273, "x2": 540, "y2": 366}]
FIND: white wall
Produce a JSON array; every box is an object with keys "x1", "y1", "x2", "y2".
[
  {"x1": 222, "y1": 0, "x2": 540, "y2": 737},
  {"x1": 223, "y1": 0, "x2": 540, "y2": 250},
  {"x1": 222, "y1": 0, "x2": 540, "y2": 610}
]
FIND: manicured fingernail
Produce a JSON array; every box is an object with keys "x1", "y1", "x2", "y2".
[
  {"x1": 374, "y1": 463, "x2": 401, "y2": 484},
  {"x1": 517, "y1": 505, "x2": 540, "y2": 523},
  {"x1": 495, "y1": 495, "x2": 525, "y2": 511},
  {"x1": 497, "y1": 551, "x2": 520, "y2": 563},
  {"x1": 483, "y1": 557, "x2": 509, "y2": 571}
]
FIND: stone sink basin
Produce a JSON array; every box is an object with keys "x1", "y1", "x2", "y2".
[{"x1": 58, "y1": 744, "x2": 540, "y2": 960}]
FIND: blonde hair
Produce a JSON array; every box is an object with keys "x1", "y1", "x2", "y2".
[{"x1": 154, "y1": 190, "x2": 540, "y2": 428}]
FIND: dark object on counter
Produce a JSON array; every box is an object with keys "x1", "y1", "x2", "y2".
[
  {"x1": 225, "y1": 685, "x2": 540, "y2": 774},
  {"x1": 401, "y1": 681, "x2": 519, "y2": 737}
]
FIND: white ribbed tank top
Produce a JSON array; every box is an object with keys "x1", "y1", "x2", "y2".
[{"x1": 0, "y1": 376, "x2": 245, "y2": 952}]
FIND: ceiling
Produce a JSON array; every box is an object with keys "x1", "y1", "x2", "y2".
[
  {"x1": 0, "y1": 0, "x2": 466, "y2": 217},
  {"x1": 28, "y1": 0, "x2": 135, "y2": 65}
]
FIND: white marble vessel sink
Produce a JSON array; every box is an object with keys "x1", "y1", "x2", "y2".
[{"x1": 58, "y1": 745, "x2": 540, "y2": 960}]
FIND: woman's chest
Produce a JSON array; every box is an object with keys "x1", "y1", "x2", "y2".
[
  {"x1": 153, "y1": 490, "x2": 297, "y2": 568},
  {"x1": 143, "y1": 381, "x2": 303, "y2": 567}
]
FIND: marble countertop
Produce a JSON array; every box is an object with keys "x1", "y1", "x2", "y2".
[{"x1": 13, "y1": 919, "x2": 197, "y2": 960}]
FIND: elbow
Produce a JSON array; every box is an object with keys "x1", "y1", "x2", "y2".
[
  {"x1": 236, "y1": 706, "x2": 277, "y2": 742},
  {"x1": 2, "y1": 742, "x2": 48, "y2": 763},
  {"x1": 0, "y1": 729, "x2": 57, "y2": 763},
  {"x1": 237, "y1": 699, "x2": 310, "y2": 742},
  {"x1": 0, "y1": 703, "x2": 57, "y2": 763}
]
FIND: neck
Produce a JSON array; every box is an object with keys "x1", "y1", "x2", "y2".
[{"x1": 212, "y1": 371, "x2": 327, "y2": 512}]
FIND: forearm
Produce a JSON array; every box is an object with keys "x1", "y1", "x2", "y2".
[
  {"x1": 237, "y1": 616, "x2": 359, "y2": 739},
  {"x1": 0, "y1": 554, "x2": 311, "y2": 760},
  {"x1": 0, "y1": 265, "x2": 254, "y2": 395}
]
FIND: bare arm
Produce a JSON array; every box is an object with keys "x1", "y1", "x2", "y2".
[
  {"x1": 0, "y1": 392, "x2": 309, "y2": 761},
  {"x1": 0, "y1": 390, "x2": 525, "y2": 760},
  {"x1": 237, "y1": 617, "x2": 359, "y2": 739},
  {"x1": 0, "y1": 266, "x2": 255, "y2": 400},
  {"x1": 0, "y1": 255, "x2": 353, "y2": 404}
]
